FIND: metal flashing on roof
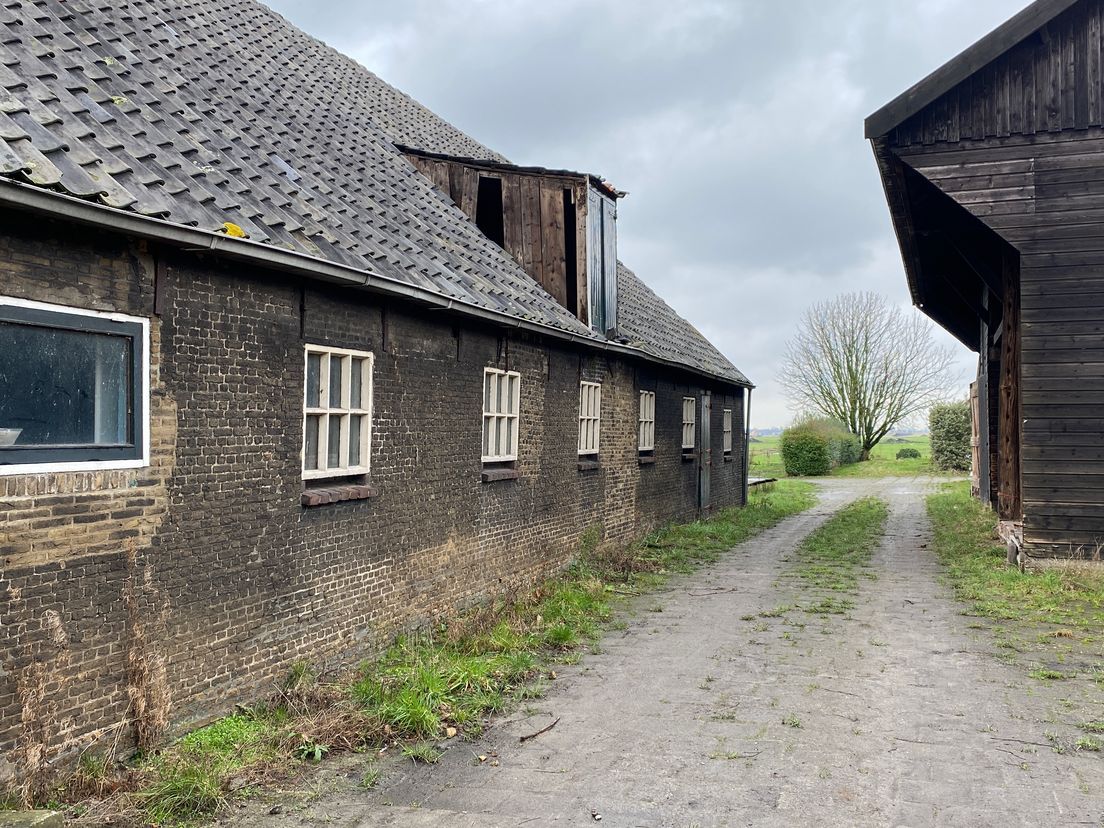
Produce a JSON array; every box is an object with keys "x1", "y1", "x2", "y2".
[{"x1": 864, "y1": 0, "x2": 1080, "y2": 138}]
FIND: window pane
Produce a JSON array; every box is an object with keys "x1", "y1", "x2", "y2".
[
  {"x1": 0, "y1": 321, "x2": 131, "y2": 447},
  {"x1": 497, "y1": 375, "x2": 506, "y2": 415},
  {"x1": 306, "y1": 352, "x2": 322, "y2": 407},
  {"x1": 350, "y1": 358, "x2": 363, "y2": 409},
  {"x1": 304, "y1": 414, "x2": 320, "y2": 470},
  {"x1": 484, "y1": 373, "x2": 495, "y2": 414},
  {"x1": 328, "y1": 414, "x2": 342, "y2": 467},
  {"x1": 329, "y1": 355, "x2": 343, "y2": 408},
  {"x1": 483, "y1": 416, "x2": 492, "y2": 457},
  {"x1": 505, "y1": 416, "x2": 515, "y2": 456},
  {"x1": 349, "y1": 414, "x2": 362, "y2": 466}
]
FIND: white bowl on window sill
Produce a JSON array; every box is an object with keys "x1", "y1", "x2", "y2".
[{"x1": 0, "y1": 428, "x2": 22, "y2": 446}]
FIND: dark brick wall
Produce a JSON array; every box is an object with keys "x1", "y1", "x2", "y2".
[{"x1": 0, "y1": 211, "x2": 747, "y2": 783}]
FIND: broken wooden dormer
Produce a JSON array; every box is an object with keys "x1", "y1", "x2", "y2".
[{"x1": 400, "y1": 147, "x2": 623, "y2": 336}]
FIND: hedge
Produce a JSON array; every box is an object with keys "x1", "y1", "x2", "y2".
[
  {"x1": 896, "y1": 447, "x2": 921, "y2": 460},
  {"x1": 781, "y1": 418, "x2": 862, "y2": 477},
  {"x1": 929, "y1": 401, "x2": 971, "y2": 471}
]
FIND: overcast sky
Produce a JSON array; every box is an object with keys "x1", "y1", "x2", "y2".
[{"x1": 267, "y1": 0, "x2": 1029, "y2": 427}]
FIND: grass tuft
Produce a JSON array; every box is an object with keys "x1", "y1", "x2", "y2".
[
  {"x1": 138, "y1": 760, "x2": 226, "y2": 824},
  {"x1": 401, "y1": 743, "x2": 442, "y2": 765},
  {"x1": 926, "y1": 483, "x2": 1104, "y2": 629}
]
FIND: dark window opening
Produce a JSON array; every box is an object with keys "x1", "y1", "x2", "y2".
[
  {"x1": 0, "y1": 302, "x2": 146, "y2": 467},
  {"x1": 563, "y1": 188, "x2": 578, "y2": 317},
  {"x1": 475, "y1": 176, "x2": 505, "y2": 247}
]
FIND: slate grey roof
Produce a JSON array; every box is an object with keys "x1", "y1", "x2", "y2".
[
  {"x1": 0, "y1": 0, "x2": 750, "y2": 386},
  {"x1": 617, "y1": 263, "x2": 751, "y2": 387}
]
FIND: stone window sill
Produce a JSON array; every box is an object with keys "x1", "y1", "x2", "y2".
[
  {"x1": 638, "y1": 454, "x2": 656, "y2": 466},
  {"x1": 577, "y1": 459, "x2": 600, "y2": 472},
  {"x1": 301, "y1": 484, "x2": 377, "y2": 507},
  {"x1": 481, "y1": 467, "x2": 520, "y2": 483},
  {"x1": 724, "y1": 455, "x2": 734, "y2": 463},
  {"x1": 682, "y1": 451, "x2": 697, "y2": 462}
]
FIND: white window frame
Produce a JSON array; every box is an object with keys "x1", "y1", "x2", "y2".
[
  {"x1": 638, "y1": 390, "x2": 655, "y2": 452},
  {"x1": 302, "y1": 344, "x2": 373, "y2": 480},
  {"x1": 578, "y1": 381, "x2": 602, "y2": 456},
  {"x1": 0, "y1": 296, "x2": 150, "y2": 476},
  {"x1": 482, "y1": 368, "x2": 521, "y2": 463},
  {"x1": 723, "y1": 408, "x2": 733, "y2": 454},
  {"x1": 682, "y1": 396, "x2": 696, "y2": 450}
]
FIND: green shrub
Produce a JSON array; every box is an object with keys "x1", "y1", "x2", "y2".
[
  {"x1": 781, "y1": 427, "x2": 832, "y2": 476},
  {"x1": 929, "y1": 402, "x2": 971, "y2": 471},
  {"x1": 896, "y1": 447, "x2": 921, "y2": 460},
  {"x1": 781, "y1": 418, "x2": 862, "y2": 476},
  {"x1": 838, "y1": 434, "x2": 863, "y2": 465}
]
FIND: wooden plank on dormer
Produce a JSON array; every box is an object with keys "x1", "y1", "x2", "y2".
[
  {"x1": 459, "y1": 166, "x2": 479, "y2": 218},
  {"x1": 574, "y1": 182, "x2": 589, "y2": 324},
  {"x1": 520, "y1": 175, "x2": 544, "y2": 289},
  {"x1": 425, "y1": 159, "x2": 452, "y2": 195},
  {"x1": 539, "y1": 179, "x2": 568, "y2": 306},
  {"x1": 501, "y1": 173, "x2": 525, "y2": 264}
]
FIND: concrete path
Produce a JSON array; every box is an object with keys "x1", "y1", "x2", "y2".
[{"x1": 240, "y1": 477, "x2": 1104, "y2": 827}]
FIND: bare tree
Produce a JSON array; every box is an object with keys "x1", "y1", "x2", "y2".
[{"x1": 780, "y1": 292, "x2": 959, "y2": 460}]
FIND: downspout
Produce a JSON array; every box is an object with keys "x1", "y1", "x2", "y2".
[{"x1": 743, "y1": 387, "x2": 753, "y2": 504}]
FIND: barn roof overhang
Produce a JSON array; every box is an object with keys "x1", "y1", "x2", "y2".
[{"x1": 870, "y1": 138, "x2": 1013, "y2": 352}]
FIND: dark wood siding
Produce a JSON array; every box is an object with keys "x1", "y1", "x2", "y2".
[
  {"x1": 894, "y1": 125, "x2": 1104, "y2": 556},
  {"x1": 890, "y1": 0, "x2": 1104, "y2": 148}
]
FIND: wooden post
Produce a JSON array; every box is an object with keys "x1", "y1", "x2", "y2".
[
  {"x1": 997, "y1": 250, "x2": 1022, "y2": 521},
  {"x1": 969, "y1": 380, "x2": 981, "y2": 499}
]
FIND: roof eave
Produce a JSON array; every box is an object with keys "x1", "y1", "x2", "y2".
[
  {"x1": 864, "y1": 0, "x2": 1080, "y2": 138},
  {"x1": 0, "y1": 179, "x2": 747, "y2": 387}
]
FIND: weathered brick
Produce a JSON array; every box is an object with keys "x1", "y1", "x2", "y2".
[{"x1": 0, "y1": 210, "x2": 748, "y2": 780}]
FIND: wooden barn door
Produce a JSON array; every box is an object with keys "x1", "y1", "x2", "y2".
[{"x1": 699, "y1": 393, "x2": 712, "y2": 514}]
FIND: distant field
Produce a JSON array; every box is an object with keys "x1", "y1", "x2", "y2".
[{"x1": 749, "y1": 433, "x2": 941, "y2": 479}]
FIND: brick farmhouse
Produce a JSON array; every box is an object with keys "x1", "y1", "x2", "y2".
[{"x1": 0, "y1": 0, "x2": 751, "y2": 781}]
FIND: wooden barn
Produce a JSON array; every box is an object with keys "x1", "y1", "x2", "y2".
[{"x1": 867, "y1": 0, "x2": 1104, "y2": 563}]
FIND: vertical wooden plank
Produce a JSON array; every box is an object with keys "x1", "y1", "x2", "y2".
[
  {"x1": 425, "y1": 159, "x2": 451, "y2": 194},
  {"x1": 998, "y1": 251, "x2": 1022, "y2": 522},
  {"x1": 460, "y1": 167, "x2": 479, "y2": 218},
  {"x1": 1024, "y1": 47, "x2": 1038, "y2": 135},
  {"x1": 1051, "y1": 23, "x2": 1068, "y2": 128},
  {"x1": 1076, "y1": 13, "x2": 1090, "y2": 128},
  {"x1": 574, "y1": 181, "x2": 588, "y2": 324},
  {"x1": 932, "y1": 94, "x2": 949, "y2": 143},
  {"x1": 500, "y1": 173, "x2": 526, "y2": 264},
  {"x1": 1062, "y1": 18, "x2": 1077, "y2": 129},
  {"x1": 1088, "y1": 0, "x2": 1102, "y2": 125},
  {"x1": 947, "y1": 87, "x2": 960, "y2": 142},
  {"x1": 1049, "y1": 29, "x2": 1063, "y2": 130},
  {"x1": 447, "y1": 163, "x2": 465, "y2": 210},
  {"x1": 970, "y1": 380, "x2": 981, "y2": 499},
  {"x1": 520, "y1": 176, "x2": 544, "y2": 290},
  {"x1": 538, "y1": 179, "x2": 568, "y2": 306},
  {"x1": 995, "y1": 60, "x2": 1009, "y2": 136},
  {"x1": 1009, "y1": 51, "x2": 1024, "y2": 135}
]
